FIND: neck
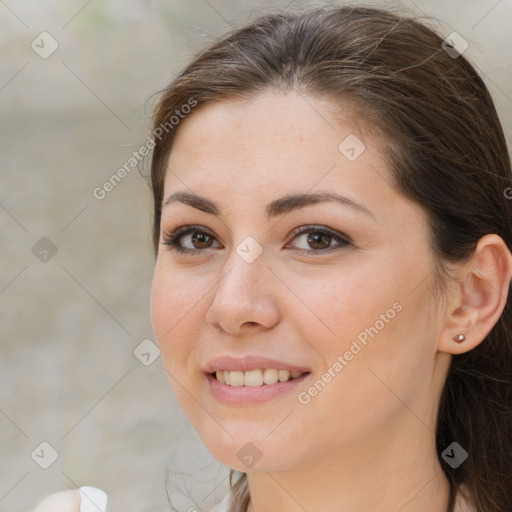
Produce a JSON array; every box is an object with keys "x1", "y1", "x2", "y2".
[{"x1": 244, "y1": 421, "x2": 451, "y2": 512}]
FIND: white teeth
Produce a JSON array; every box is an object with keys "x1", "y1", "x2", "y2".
[
  {"x1": 214, "y1": 368, "x2": 306, "y2": 386},
  {"x1": 244, "y1": 369, "x2": 263, "y2": 386},
  {"x1": 278, "y1": 370, "x2": 291, "y2": 382},
  {"x1": 263, "y1": 368, "x2": 279, "y2": 384},
  {"x1": 228, "y1": 371, "x2": 244, "y2": 387}
]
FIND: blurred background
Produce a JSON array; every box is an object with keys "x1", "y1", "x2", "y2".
[{"x1": 1, "y1": 1, "x2": 511, "y2": 511}]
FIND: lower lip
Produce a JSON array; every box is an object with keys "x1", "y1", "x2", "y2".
[{"x1": 207, "y1": 372, "x2": 311, "y2": 405}]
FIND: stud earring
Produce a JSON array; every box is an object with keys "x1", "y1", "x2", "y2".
[{"x1": 453, "y1": 334, "x2": 466, "y2": 343}]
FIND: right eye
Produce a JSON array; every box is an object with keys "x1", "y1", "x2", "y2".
[{"x1": 162, "y1": 225, "x2": 221, "y2": 255}]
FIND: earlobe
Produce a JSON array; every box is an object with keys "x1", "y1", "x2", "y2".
[{"x1": 439, "y1": 234, "x2": 512, "y2": 355}]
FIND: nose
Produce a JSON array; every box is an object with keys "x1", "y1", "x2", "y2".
[{"x1": 205, "y1": 249, "x2": 281, "y2": 335}]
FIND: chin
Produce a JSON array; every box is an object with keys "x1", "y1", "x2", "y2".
[{"x1": 197, "y1": 426, "x2": 300, "y2": 473}]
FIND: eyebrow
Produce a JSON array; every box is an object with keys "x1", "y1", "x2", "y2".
[{"x1": 162, "y1": 190, "x2": 374, "y2": 219}]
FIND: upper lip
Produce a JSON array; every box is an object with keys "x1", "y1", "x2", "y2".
[{"x1": 204, "y1": 355, "x2": 311, "y2": 374}]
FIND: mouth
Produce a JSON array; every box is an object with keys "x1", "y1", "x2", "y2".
[
  {"x1": 203, "y1": 355, "x2": 312, "y2": 405},
  {"x1": 211, "y1": 368, "x2": 307, "y2": 386},
  {"x1": 206, "y1": 369, "x2": 311, "y2": 405}
]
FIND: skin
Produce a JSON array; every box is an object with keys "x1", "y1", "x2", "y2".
[
  {"x1": 149, "y1": 91, "x2": 512, "y2": 512},
  {"x1": 32, "y1": 490, "x2": 80, "y2": 512}
]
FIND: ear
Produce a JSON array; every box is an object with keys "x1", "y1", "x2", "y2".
[{"x1": 439, "y1": 234, "x2": 512, "y2": 354}]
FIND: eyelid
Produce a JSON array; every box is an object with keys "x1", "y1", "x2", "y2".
[
  {"x1": 161, "y1": 223, "x2": 352, "y2": 256},
  {"x1": 287, "y1": 224, "x2": 352, "y2": 245},
  {"x1": 161, "y1": 224, "x2": 219, "y2": 252}
]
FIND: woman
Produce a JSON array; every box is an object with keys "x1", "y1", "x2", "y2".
[{"x1": 32, "y1": 5, "x2": 512, "y2": 512}]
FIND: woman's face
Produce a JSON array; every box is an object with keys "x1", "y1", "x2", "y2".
[{"x1": 150, "y1": 91, "x2": 449, "y2": 473}]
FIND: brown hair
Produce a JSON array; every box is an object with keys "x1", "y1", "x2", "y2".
[{"x1": 149, "y1": 5, "x2": 512, "y2": 512}]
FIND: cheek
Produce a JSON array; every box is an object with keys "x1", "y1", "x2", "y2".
[
  {"x1": 150, "y1": 262, "x2": 211, "y2": 416},
  {"x1": 285, "y1": 261, "x2": 401, "y2": 351},
  {"x1": 150, "y1": 262, "x2": 207, "y2": 368},
  {"x1": 290, "y1": 258, "x2": 432, "y2": 403},
  {"x1": 338, "y1": 292, "x2": 432, "y2": 401}
]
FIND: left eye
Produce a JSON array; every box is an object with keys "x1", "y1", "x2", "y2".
[
  {"x1": 290, "y1": 227, "x2": 350, "y2": 253},
  {"x1": 161, "y1": 225, "x2": 351, "y2": 255}
]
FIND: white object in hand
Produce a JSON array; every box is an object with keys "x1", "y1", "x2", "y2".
[{"x1": 79, "y1": 487, "x2": 108, "y2": 512}]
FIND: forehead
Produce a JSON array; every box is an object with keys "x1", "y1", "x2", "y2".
[{"x1": 164, "y1": 91, "x2": 387, "y2": 197}]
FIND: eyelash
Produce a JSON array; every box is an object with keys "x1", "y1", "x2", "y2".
[{"x1": 161, "y1": 224, "x2": 352, "y2": 256}]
